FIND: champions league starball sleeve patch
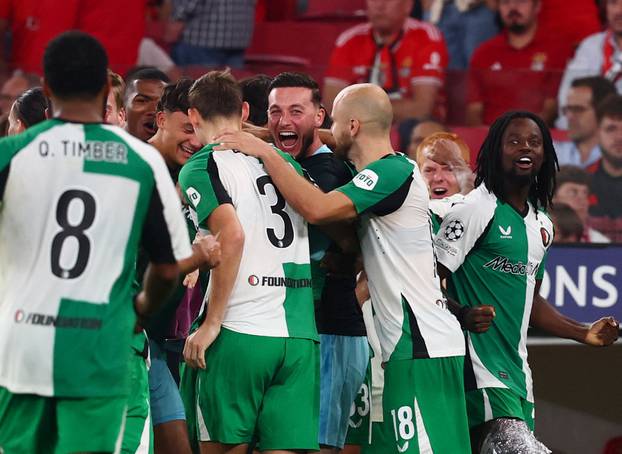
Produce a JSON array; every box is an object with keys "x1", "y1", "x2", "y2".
[{"x1": 444, "y1": 220, "x2": 465, "y2": 241}]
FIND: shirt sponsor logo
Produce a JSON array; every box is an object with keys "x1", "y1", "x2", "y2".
[
  {"x1": 352, "y1": 169, "x2": 379, "y2": 191},
  {"x1": 247, "y1": 275, "x2": 312, "y2": 289},
  {"x1": 186, "y1": 187, "x2": 201, "y2": 207},
  {"x1": 483, "y1": 256, "x2": 539, "y2": 276},
  {"x1": 14, "y1": 310, "x2": 102, "y2": 330},
  {"x1": 499, "y1": 225, "x2": 512, "y2": 239},
  {"x1": 423, "y1": 51, "x2": 442, "y2": 71},
  {"x1": 444, "y1": 220, "x2": 464, "y2": 241}
]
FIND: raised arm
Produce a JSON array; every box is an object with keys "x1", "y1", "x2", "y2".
[
  {"x1": 530, "y1": 280, "x2": 619, "y2": 346},
  {"x1": 214, "y1": 131, "x2": 358, "y2": 224}
]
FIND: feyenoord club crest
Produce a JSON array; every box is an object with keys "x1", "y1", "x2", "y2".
[
  {"x1": 540, "y1": 227, "x2": 551, "y2": 247},
  {"x1": 248, "y1": 275, "x2": 259, "y2": 286}
]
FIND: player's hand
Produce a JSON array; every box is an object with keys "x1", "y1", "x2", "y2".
[
  {"x1": 193, "y1": 233, "x2": 221, "y2": 270},
  {"x1": 183, "y1": 321, "x2": 220, "y2": 369},
  {"x1": 242, "y1": 122, "x2": 272, "y2": 142},
  {"x1": 183, "y1": 269, "x2": 199, "y2": 289},
  {"x1": 464, "y1": 305, "x2": 496, "y2": 333},
  {"x1": 584, "y1": 317, "x2": 619, "y2": 346},
  {"x1": 213, "y1": 130, "x2": 274, "y2": 159}
]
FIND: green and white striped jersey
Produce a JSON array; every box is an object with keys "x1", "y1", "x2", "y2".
[
  {"x1": 0, "y1": 119, "x2": 192, "y2": 398},
  {"x1": 179, "y1": 145, "x2": 317, "y2": 341},
  {"x1": 337, "y1": 153, "x2": 464, "y2": 362},
  {"x1": 434, "y1": 184, "x2": 553, "y2": 402}
]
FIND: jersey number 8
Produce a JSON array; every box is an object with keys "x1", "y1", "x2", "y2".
[{"x1": 50, "y1": 189, "x2": 96, "y2": 279}]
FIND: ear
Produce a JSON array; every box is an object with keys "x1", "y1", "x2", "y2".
[
  {"x1": 156, "y1": 110, "x2": 166, "y2": 129},
  {"x1": 350, "y1": 118, "x2": 360, "y2": 138},
  {"x1": 241, "y1": 101, "x2": 250, "y2": 123},
  {"x1": 188, "y1": 108, "x2": 201, "y2": 129},
  {"x1": 315, "y1": 106, "x2": 325, "y2": 128},
  {"x1": 118, "y1": 107, "x2": 127, "y2": 127}
]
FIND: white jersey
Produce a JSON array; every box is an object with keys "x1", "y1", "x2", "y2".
[
  {"x1": 179, "y1": 145, "x2": 317, "y2": 340},
  {"x1": 337, "y1": 153, "x2": 464, "y2": 362},
  {"x1": 0, "y1": 120, "x2": 192, "y2": 397}
]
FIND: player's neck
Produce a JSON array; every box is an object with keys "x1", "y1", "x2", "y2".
[
  {"x1": 50, "y1": 99, "x2": 105, "y2": 123},
  {"x1": 301, "y1": 134, "x2": 324, "y2": 159},
  {"x1": 373, "y1": 28, "x2": 401, "y2": 46},
  {"x1": 613, "y1": 31, "x2": 622, "y2": 49},
  {"x1": 201, "y1": 118, "x2": 241, "y2": 145},
  {"x1": 507, "y1": 24, "x2": 537, "y2": 50},
  {"x1": 503, "y1": 182, "x2": 531, "y2": 214},
  {"x1": 349, "y1": 136, "x2": 395, "y2": 171}
]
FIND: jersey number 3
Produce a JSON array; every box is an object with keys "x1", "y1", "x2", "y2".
[
  {"x1": 51, "y1": 189, "x2": 96, "y2": 279},
  {"x1": 256, "y1": 175, "x2": 294, "y2": 249}
]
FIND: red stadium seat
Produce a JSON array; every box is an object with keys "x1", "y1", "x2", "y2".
[{"x1": 298, "y1": 0, "x2": 366, "y2": 21}]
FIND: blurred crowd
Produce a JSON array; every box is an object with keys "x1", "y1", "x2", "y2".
[{"x1": 0, "y1": 0, "x2": 621, "y2": 243}]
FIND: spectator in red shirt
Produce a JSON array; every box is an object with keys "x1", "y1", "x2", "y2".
[
  {"x1": 0, "y1": 0, "x2": 78, "y2": 74},
  {"x1": 587, "y1": 94, "x2": 622, "y2": 242},
  {"x1": 323, "y1": 0, "x2": 448, "y2": 123},
  {"x1": 466, "y1": 0, "x2": 571, "y2": 126}
]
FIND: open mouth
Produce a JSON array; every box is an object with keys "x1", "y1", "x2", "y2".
[
  {"x1": 431, "y1": 187, "x2": 448, "y2": 198},
  {"x1": 278, "y1": 131, "x2": 298, "y2": 150},
  {"x1": 515, "y1": 156, "x2": 533, "y2": 170},
  {"x1": 143, "y1": 119, "x2": 157, "y2": 136},
  {"x1": 179, "y1": 144, "x2": 196, "y2": 159}
]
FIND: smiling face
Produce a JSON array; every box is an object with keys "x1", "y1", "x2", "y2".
[
  {"x1": 125, "y1": 79, "x2": 166, "y2": 142},
  {"x1": 267, "y1": 86, "x2": 323, "y2": 160},
  {"x1": 157, "y1": 110, "x2": 202, "y2": 167},
  {"x1": 500, "y1": 117, "x2": 545, "y2": 183}
]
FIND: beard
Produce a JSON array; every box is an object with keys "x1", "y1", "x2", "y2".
[
  {"x1": 601, "y1": 146, "x2": 622, "y2": 169},
  {"x1": 299, "y1": 129, "x2": 315, "y2": 160}
]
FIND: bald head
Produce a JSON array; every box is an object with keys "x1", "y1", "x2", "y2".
[{"x1": 332, "y1": 83, "x2": 393, "y2": 134}]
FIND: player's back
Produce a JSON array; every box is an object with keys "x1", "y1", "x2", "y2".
[
  {"x1": 0, "y1": 119, "x2": 188, "y2": 398},
  {"x1": 181, "y1": 146, "x2": 317, "y2": 341}
]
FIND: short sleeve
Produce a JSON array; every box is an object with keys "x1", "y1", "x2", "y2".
[
  {"x1": 536, "y1": 250, "x2": 548, "y2": 280},
  {"x1": 434, "y1": 192, "x2": 496, "y2": 272},
  {"x1": 178, "y1": 152, "x2": 232, "y2": 229},
  {"x1": 141, "y1": 152, "x2": 193, "y2": 264},
  {"x1": 325, "y1": 38, "x2": 356, "y2": 85},
  {"x1": 410, "y1": 34, "x2": 448, "y2": 86},
  {"x1": 336, "y1": 156, "x2": 412, "y2": 215}
]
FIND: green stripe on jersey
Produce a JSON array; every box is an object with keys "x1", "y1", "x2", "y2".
[{"x1": 282, "y1": 262, "x2": 318, "y2": 341}]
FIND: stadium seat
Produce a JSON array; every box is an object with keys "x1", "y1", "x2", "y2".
[{"x1": 298, "y1": 0, "x2": 366, "y2": 21}]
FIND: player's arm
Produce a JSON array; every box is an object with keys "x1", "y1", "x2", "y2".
[
  {"x1": 214, "y1": 131, "x2": 358, "y2": 224},
  {"x1": 135, "y1": 160, "x2": 195, "y2": 323},
  {"x1": 437, "y1": 264, "x2": 495, "y2": 333},
  {"x1": 391, "y1": 84, "x2": 439, "y2": 122},
  {"x1": 177, "y1": 233, "x2": 221, "y2": 274},
  {"x1": 530, "y1": 280, "x2": 619, "y2": 346},
  {"x1": 183, "y1": 205, "x2": 244, "y2": 369}
]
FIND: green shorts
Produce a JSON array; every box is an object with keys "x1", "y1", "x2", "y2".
[
  {"x1": 121, "y1": 349, "x2": 153, "y2": 454},
  {"x1": 361, "y1": 421, "x2": 395, "y2": 454},
  {"x1": 383, "y1": 356, "x2": 470, "y2": 454},
  {"x1": 345, "y1": 359, "x2": 372, "y2": 446},
  {"x1": 0, "y1": 387, "x2": 126, "y2": 453},
  {"x1": 466, "y1": 387, "x2": 535, "y2": 431},
  {"x1": 195, "y1": 328, "x2": 320, "y2": 451}
]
